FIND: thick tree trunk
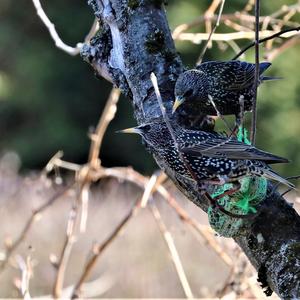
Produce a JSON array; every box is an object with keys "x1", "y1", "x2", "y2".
[{"x1": 83, "y1": 1, "x2": 300, "y2": 298}]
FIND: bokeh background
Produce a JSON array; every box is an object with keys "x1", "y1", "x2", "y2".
[{"x1": 1, "y1": 0, "x2": 299, "y2": 177}]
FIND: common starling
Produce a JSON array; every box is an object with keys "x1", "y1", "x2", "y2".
[
  {"x1": 173, "y1": 60, "x2": 276, "y2": 118},
  {"x1": 119, "y1": 119, "x2": 293, "y2": 189}
]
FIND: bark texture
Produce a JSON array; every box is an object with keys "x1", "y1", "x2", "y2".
[{"x1": 82, "y1": 0, "x2": 300, "y2": 298}]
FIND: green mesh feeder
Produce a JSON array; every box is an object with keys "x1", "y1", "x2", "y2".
[{"x1": 208, "y1": 128, "x2": 268, "y2": 238}]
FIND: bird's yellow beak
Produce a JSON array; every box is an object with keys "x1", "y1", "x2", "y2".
[
  {"x1": 172, "y1": 97, "x2": 185, "y2": 114},
  {"x1": 116, "y1": 127, "x2": 140, "y2": 134}
]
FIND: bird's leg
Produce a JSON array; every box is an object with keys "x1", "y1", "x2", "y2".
[
  {"x1": 204, "y1": 192, "x2": 255, "y2": 219},
  {"x1": 204, "y1": 176, "x2": 226, "y2": 186},
  {"x1": 208, "y1": 181, "x2": 256, "y2": 219},
  {"x1": 212, "y1": 181, "x2": 241, "y2": 201},
  {"x1": 208, "y1": 95, "x2": 233, "y2": 134},
  {"x1": 229, "y1": 95, "x2": 245, "y2": 138},
  {"x1": 239, "y1": 95, "x2": 245, "y2": 128}
]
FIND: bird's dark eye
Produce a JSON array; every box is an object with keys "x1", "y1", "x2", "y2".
[
  {"x1": 141, "y1": 124, "x2": 151, "y2": 132},
  {"x1": 184, "y1": 89, "x2": 193, "y2": 97}
]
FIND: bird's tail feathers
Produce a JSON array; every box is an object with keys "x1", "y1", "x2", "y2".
[
  {"x1": 259, "y1": 62, "x2": 272, "y2": 73},
  {"x1": 263, "y1": 169, "x2": 295, "y2": 189},
  {"x1": 262, "y1": 76, "x2": 283, "y2": 81}
]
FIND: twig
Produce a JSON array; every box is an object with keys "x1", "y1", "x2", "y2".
[
  {"x1": 172, "y1": 12, "x2": 299, "y2": 40},
  {"x1": 140, "y1": 172, "x2": 159, "y2": 208},
  {"x1": 177, "y1": 29, "x2": 299, "y2": 44},
  {"x1": 140, "y1": 171, "x2": 167, "y2": 208},
  {"x1": 0, "y1": 185, "x2": 72, "y2": 273},
  {"x1": 53, "y1": 200, "x2": 80, "y2": 298},
  {"x1": 15, "y1": 255, "x2": 33, "y2": 300},
  {"x1": 79, "y1": 182, "x2": 90, "y2": 233},
  {"x1": 266, "y1": 35, "x2": 300, "y2": 61},
  {"x1": 280, "y1": 187, "x2": 294, "y2": 197},
  {"x1": 80, "y1": 88, "x2": 120, "y2": 232},
  {"x1": 84, "y1": 18, "x2": 100, "y2": 45},
  {"x1": 197, "y1": 0, "x2": 225, "y2": 64},
  {"x1": 250, "y1": 0, "x2": 260, "y2": 145},
  {"x1": 150, "y1": 73, "x2": 179, "y2": 147},
  {"x1": 88, "y1": 88, "x2": 121, "y2": 169},
  {"x1": 31, "y1": 0, "x2": 98, "y2": 56},
  {"x1": 71, "y1": 197, "x2": 141, "y2": 298},
  {"x1": 232, "y1": 26, "x2": 300, "y2": 59},
  {"x1": 150, "y1": 73, "x2": 198, "y2": 185},
  {"x1": 95, "y1": 167, "x2": 258, "y2": 295},
  {"x1": 97, "y1": 167, "x2": 234, "y2": 268},
  {"x1": 150, "y1": 203, "x2": 194, "y2": 299},
  {"x1": 227, "y1": 40, "x2": 244, "y2": 57},
  {"x1": 204, "y1": 0, "x2": 223, "y2": 48},
  {"x1": 172, "y1": 1, "x2": 300, "y2": 42},
  {"x1": 208, "y1": 95, "x2": 232, "y2": 132},
  {"x1": 45, "y1": 151, "x2": 81, "y2": 173},
  {"x1": 270, "y1": 3, "x2": 300, "y2": 19},
  {"x1": 157, "y1": 185, "x2": 233, "y2": 268},
  {"x1": 39, "y1": 274, "x2": 113, "y2": 298},
  {"x1": 243, "y1": 0, "x2": 255, "y2": 14},
  {"x1": 224, "y1": 19, "x2": 252, "y2": 32}
]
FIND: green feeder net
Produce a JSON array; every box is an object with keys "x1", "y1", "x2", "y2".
[{"x1": 208, "y1": 127, "x2": 268, "y2": 238}]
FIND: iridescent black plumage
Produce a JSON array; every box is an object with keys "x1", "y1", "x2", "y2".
[
  {"x1": 120, "y1": 119, "x2": 293, "y2": 188},
  {"x1": 173, "y1": 60, "x2": 275, "y2": 117}
]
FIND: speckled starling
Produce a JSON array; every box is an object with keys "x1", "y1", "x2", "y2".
[
  {"x1": 119, "y1": 119, "x2": 293, "y2": 188},
  {"x1": 173, "y1": 60, "x2": 276, "y2": 118}
]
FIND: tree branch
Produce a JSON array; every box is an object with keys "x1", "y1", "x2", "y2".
[
  {"x1": 250, "y1": 0, "x2": 260, "y2": 145},
  {"x1": 232, "y1": 26, "x2": 300, "y2": 60},
  {"x1": 82, "y1": 0, "x2": 300, "y2": 298},
  {"x1": 0, "y1": 185, "x2": 73, "y2": 273},
  {"x1": 31, "y1": 0, "x2": 99, "y2": 56}
]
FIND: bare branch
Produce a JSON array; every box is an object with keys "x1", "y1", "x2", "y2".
[
  {"x1": 243, "y1": 0, "x2": 255, "y2": 14},
  {"x1": 45, "y1": 151, "x2": 81, "y2": 173},
  {"x1": 15, "y1": 255, "x2": 33, "y2": 300},
  {"x1": 140, "y1": 171, "x2": 159, "y2": 208},
  {"x1": 176, "y1": 29, "x2": 299, "y2": 44},
  {"x1": 150, "y1": 203, "x2": 194, "y2": 299},
  {"x1": 71, "y1": 197, "x2": 141, "y2": 298},
  {"x1": 79, "y1": 183, "x2": 90, "y2": 233},
  {"x1": 40, "y1": 274, "x2": 113, "y2": 298},
  {"x1": 140, "y1": 171, "x2": 167, "y2": 208},
  {"x1": 93, "y1": 166, "x2": 234, "y2": 269},
  {"x1": 88, "y1": 88, "x2": 121, "y2": 169},
  {"x1": 250, "y1": 0, "x2": 260, "y2": 145},
  {"x1": 0, "y1": 185, "x2": 72, "y2": 273},
  {"x1": 150, "y1": 73, "x2": 199, "y2": 185},
  {"x1": 172, "y1": 2, "x2": 300, "y2": 41},
  {"x1": 156, "y1": 185, "x2": 233, "y2": 268},
  {"x1": 204, "y1": 0, "x2": 223, "y2": 47},
  {"x1": 266, "y1": 35, "x2": 300, "y2": 61},
  {"x1": 53, "y1": 200, "x2": 80, "y2": 298},
  {"x1": 197, "y1": 0, "x2": 225, "y2": 64},
  {"x1": 232, "y1": 26, "x2": 300, "y2": 59},
  {"x1": 31, "y1": 0, "x2": 98, "y2": 56}
]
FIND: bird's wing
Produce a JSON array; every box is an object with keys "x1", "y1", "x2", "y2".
[
  {"x1": 197, "y1": 60, "x2": 259, "y2": 91},
  {"x1": 180, "y1": 136, "x2": 288, "y2": 164}
]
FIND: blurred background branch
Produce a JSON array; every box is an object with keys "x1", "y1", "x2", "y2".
[{"x1": 32, "y1": 0, "x2": 98, "y2": 55}]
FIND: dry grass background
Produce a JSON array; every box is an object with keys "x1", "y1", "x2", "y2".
[{"x1": 0, "y1": 156, "x2": 298, "y2": 298}]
